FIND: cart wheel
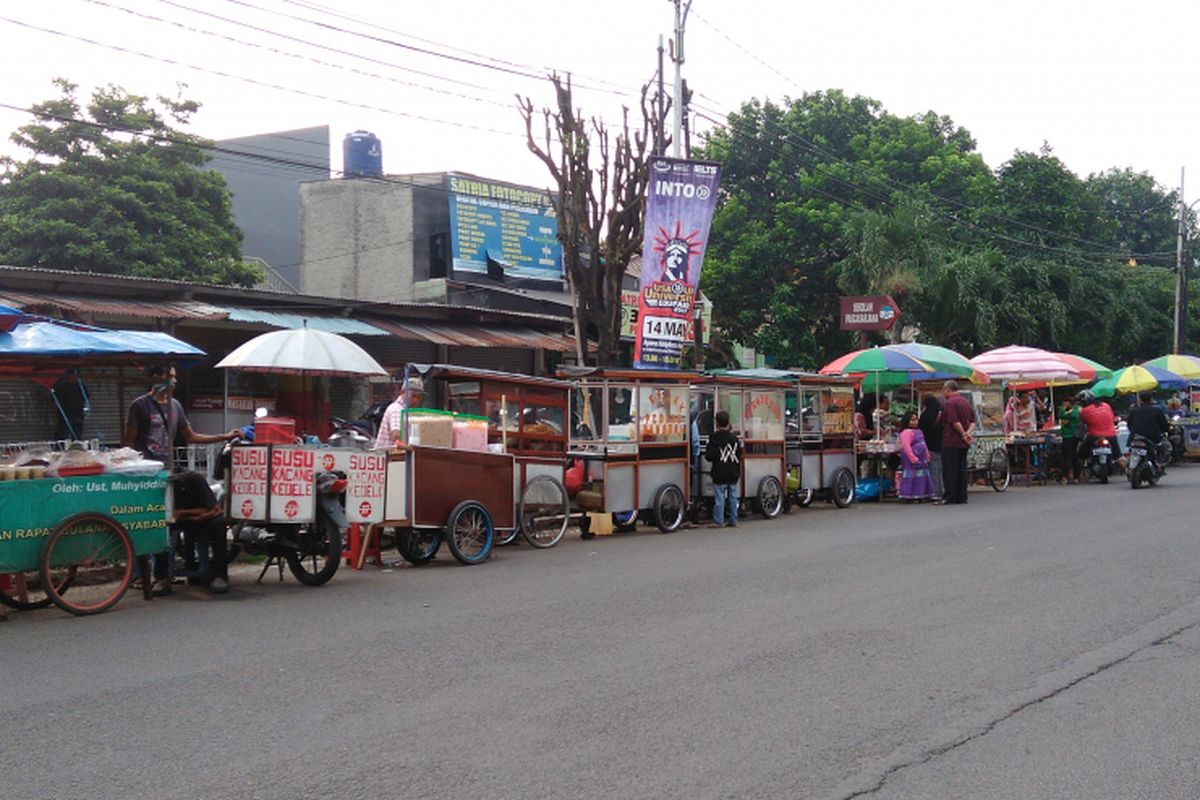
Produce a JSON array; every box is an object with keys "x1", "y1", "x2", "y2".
[
  {"x1": 0, "y1": 567, "x2": 76, "y2": 611},
  {"x1": 756, "y1": 476, "x2": 784, "y2": 519},
  {"x1": 445, "y1": 501, "x2": 494, "y2": 564},
  {"x1": 612, "y1": 510, "x2": 638, "y2": 533},
  {"x1": 284, "y1": 517, "x2": 342, "y2": 586},
  {"x1": 39, "y1": 512, "x2": 134, "y2": 616},
  {"x1": 519, "y1": 475, "x2": 569, "y2": 549},
  {"x1": 397, "y1": 528, "x2": 441, "y2": 565},
  {"x1": 796, "y1": 488, "x2": 815, "y2": 508},
  {"x1": 831, "y1": 468, "x2": 856, "y2": 508},
  {"x1": 651, "y1": 484, "x2": 685, "y2": 533},
  {"x1": 988, "y1": 447, "x2": 1010, "y2": 492}
]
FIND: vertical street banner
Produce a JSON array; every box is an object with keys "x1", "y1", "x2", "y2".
[{"x1": 634, "y1": 157, "x2": 721, "y2": 369}]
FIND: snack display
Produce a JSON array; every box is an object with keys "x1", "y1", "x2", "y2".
[{"x1": 452, "y1": 415, "x2": 489, "y2": 452}]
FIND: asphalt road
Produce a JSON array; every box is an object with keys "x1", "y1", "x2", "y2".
[{"x1": 4, "y1": 466, "x2": 1200, "y2": 799}]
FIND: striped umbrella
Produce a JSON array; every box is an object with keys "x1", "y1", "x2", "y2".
[
  {"x1": 970, "y1": 345, "x2": 1081, "y2": 383},
  {"x1": 884, "y1": 343, "x2": 990, "y2": 384},
  {"x1": 820, "y1": 346, "x2": 936, "y2": 393},
  {"x1": 1142, "y1": 354, "x2": 1200, "y2": 380},
  {"x1": 1091, "y1": 364, "x2": 1188, "y2": 397}
]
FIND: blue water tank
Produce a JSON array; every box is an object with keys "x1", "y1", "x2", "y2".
[{"x1": 343, "y1": 130, "x2": 382, "y2": 177}]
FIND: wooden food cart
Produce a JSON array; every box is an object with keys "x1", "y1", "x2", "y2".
[
  {"x1": 413, "y1": 364, "x2": 573, "y2": 548},
  {"x1": 721, "y1": 369, "x2": 858, "y2": 508},
  {"x1": 562, "y1": 368, "x2": 692, "y2": 534},
  {"x1": 964, "y1": 383, "x2": 1011, "y2": 491},
  {"x1": 690, "y1": 374, "x2": 788, "y2": 520}
]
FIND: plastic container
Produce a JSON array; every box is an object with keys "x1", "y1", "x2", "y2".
[
  {"x1": 255, "y1": 417, "x2": 296, "y2": 444},
  {"x1": 452, "y1": 414, "x2": 489, "y2": 452},
  {"x1": 406, "y1": 408, "x2": 454, "y2": 448}
]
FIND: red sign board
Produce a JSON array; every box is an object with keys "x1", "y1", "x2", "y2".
[{"x1": 839, "y1": 296, "x2": 899, "y2": 331}]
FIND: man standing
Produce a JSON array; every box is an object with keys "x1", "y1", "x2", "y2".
[
  {"x1": 123, "y1": 364, "x2": 239, "y2": 595},
  {"x1": 940, "y1": 380, "x2": 975, "y2": 504},
  {"x1": 51, "y1": 369, "x2": 89, "y2": 441},
  {"x1": 373, "y1": 376, "x2": 426, "y2": 449}
]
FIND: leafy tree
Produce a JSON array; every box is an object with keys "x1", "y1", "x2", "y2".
[
  {"x1": 0, "y1": 79, "x2": 257, "y2": 286},
  {"x1": 1085, "y1": 168, "x2": 1179, "y2": 269}
]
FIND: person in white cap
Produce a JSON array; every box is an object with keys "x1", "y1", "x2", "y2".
[{"x1": 374, "y1": 376, "x2": 426, "y2": 449}]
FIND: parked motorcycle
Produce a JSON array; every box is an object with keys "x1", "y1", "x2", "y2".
[
  {"x1": 220, "y1": 441, "x2": 347, "y2": 586},
  {"x1": 1127, "y1": 434, "x2": 1167, "y2": 489},
  {"x1": 1084, "y1": 437, "x2": 1114, "y2": 484}
]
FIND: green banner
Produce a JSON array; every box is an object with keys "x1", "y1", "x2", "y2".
[{"x1": 0, "y1": 472, "x2": 169, "y2": 572}]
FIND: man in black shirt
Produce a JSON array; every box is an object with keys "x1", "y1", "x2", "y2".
[
  {"x1": 705, "y1": 410, "x2": 743, "y2": 528},
  {"x1": 1126, "y1": 391, "x2": 1171, "y2": 464},
  {"x1": 170, "y1": 470, "x2": 229, "y2": 593}
]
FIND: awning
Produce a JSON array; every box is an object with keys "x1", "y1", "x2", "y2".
[
  {"x1": 0, "y1": 292, "x2": 226, "y2": 320},
  {"x1": 367, "y1": 318, "x2": 577, "y2": 352},
  {"x1": 221, "y1": 307, "x2": 390, "y2": 336}
]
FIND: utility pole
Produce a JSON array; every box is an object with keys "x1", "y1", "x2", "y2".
[
  {"x1": 656, "y1": 35, "x2": 666, "y2": 157},
  {"x1": 671, "y1": 0, "x2": 693, "y2": 158},
  {"x1": 1175, "y1": 167, "x2": 1187, "y2": 354}
]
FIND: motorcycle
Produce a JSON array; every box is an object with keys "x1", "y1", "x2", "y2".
[
  {"x1": 1127, "y1": 434, "x2": 1167, "y2": 489},
  {"x1": 1084, "y1": 437, "x2": 1113, "y2": 484},
  {"x1": 220, "y1": 441, "x2": 347, "y2": 586}
]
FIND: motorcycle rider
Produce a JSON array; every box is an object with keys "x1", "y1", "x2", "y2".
[
  {"x1": 1126, "y1": 390, "x2": 1172, "y2": 466},
  {"x1": 1077, "y1": 390, "x2": 1122, "y2": 472}
]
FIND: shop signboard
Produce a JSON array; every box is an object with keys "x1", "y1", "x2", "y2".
[
  {"x1": 447, "y1": 173, "x2": 562, "y2": 281},
  {"x1": 633, "y1": 157, "x2": 721, "y2": 369},
  {"x1": 345, "y1": 451, "x2": 387, "y2": 524},
  {"x1": 229, "y1": 445, "x2": 270, "y2": 521},
  {"x1": 268, "y1": 446, "x2": 315, "y2": 524},
  {"x1": 839, "y1": 296, "x2": 899, "y2": 331}
]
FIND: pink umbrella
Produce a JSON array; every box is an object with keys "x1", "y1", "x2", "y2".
[{"x1": 969, "y1": 345, "x2": 1082, "y2": 383}]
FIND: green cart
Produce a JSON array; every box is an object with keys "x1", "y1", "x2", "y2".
[{"x1": 0, "y1": 471, "x2": 169, "y2": 616}]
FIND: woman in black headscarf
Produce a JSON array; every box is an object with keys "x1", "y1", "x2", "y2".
[{"x1": 918, "y1": 394, "x2": 945, "y2": 503}]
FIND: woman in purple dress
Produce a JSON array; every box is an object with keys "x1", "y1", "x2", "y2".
[{"x1": 898, "y1": 411, "x2": 935, "y2": 502}]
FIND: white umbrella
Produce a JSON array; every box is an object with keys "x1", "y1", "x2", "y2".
[{"x1": 215, "y1": 328, "x2": 386, "y2": 377}]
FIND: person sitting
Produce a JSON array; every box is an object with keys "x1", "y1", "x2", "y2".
[
  {"x1": 1078, "y1": 390, "x2": 1122, "y2": 467},
  {"x1": 1126, "y1": 390, "x2": 1172, "y2": 465},
  {"x1": 1004, "y1": 391, "x2": 1037, "y2": 437},
  {"x1": 897, "y1": 411, "x2": 935, "y2": 502},
  {"x1": 169, "y1": 469, "x2": 229, "y2": 594}
]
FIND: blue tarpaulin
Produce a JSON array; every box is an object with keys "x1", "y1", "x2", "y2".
[{"x1": 0, "y1": 316, "x2": 205, "y2": 361}]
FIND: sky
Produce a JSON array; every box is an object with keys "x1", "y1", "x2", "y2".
[{"x1": 1, "y1": 0, "x2": 1198, "y2": 197}]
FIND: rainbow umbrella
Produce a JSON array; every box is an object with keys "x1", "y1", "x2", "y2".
[
  {"x1": 884, "y1": 343, "x2": 990, "y2": 384},
  {"x1": 820, "y1": 346, "x2": 936, "y2": 393},
  {"x1": 1142, "y1": 354, "x2": 1200, "y2": 380},
  {"x1": 1091, "y1": 364, "x2": 1188, "y2": 397}
]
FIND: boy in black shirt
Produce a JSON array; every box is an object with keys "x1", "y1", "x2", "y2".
[
  {"x1": 170, "y1": 470, "x2": 229, "y2": 593},
  {"x1": 705, "y1": 410, "x2": 743, "y2": 528}
]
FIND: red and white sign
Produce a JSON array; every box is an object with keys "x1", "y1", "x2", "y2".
[
  {"x1": 839, "y1": 295, "x2": 900, "y2": 331},
  {"x1": 229, "y1": 445, "x2": 270, "y2": 520},
  {"x1": 269, "y1": 447, "x2": 316, "y2": 523},
  {"x1": 345, "y1": 451, "x2": 387, "y2": 524}
]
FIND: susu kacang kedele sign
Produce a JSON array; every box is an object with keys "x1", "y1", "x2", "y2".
[{"x1": 634, "y1": 157, "x2": 722, "y2": 369}]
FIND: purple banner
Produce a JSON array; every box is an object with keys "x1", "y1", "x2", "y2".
[{"x1": 634, "y1": 157, "x2": 721, "y2": 369}]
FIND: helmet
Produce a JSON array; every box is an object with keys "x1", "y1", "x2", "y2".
[{"x1": 1075, "y1": 390, "x2": 1095, "y2": 406}]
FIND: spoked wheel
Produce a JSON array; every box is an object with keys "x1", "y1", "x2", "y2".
[
  {"x1": 756, "y1": 476, "x2": 784, "y2": 519},
  {"x1": 795, "y1": 488, "x2": 815, "y2": 508},
  {"x1": 518, "y1": 475, "x2": 570, "y2": 549},
  {"x1": 39, "y1": 512, "x2": 134, "y2": 616},
  {"x1": 988, "y1": 447, "x2": 1011, "y2": 492},
  {"x1": 444, "y1": 501, "x2": 494, "y2": 564},
  {"x1": 0, "y1": 567, "x2": 76, "y2": 611},
  {"x1": 397, "y1": 528, "x2": 441, "y2": 565},
  {"x1": 284, "y1": 517, "x2": 342, "y2": 586},
  {"x1": 651, "y1": 484, "x2": 685, "y2": 533},
  {"x1": 831, "y1": 467, "x2": 856, "y2": 508}
]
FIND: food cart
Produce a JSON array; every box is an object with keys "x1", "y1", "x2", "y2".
[
  {"x1": 411, "y1": 364, "x2": 573, "y2": 548},
  {"x1": 720, "y1": 369, "x2": 858, "y2": 508},
  {"x1": 0, "y1": 308, "x2": 204, "y2": 615},
  {"x1": 964, "y1": 383, "x2": 1011, "y2": 490},
  {"x1": 690, "y1": 373, "x2": 788, "y2": 519},
  {"x1": 561, "y1": 368, "x2": 692, "y2": 534}
]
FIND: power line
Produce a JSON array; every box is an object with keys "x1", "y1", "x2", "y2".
[{"x1": 0, "y1": 15, "x2": 524, "y2": 138}]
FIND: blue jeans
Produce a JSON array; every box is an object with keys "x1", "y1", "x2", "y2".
[{"x1": 713, "y1": 482, "x2": 739, "y2": 525}]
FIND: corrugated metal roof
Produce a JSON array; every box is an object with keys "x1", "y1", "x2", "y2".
[
  {"x1": 221, "y1": 307, "x2": 390, "y2": 336},
  {"x1": 368, "y1": 318, "x2": 577, "y2": 352},
  {"x1": 0, "y1": 292, "x2": 227, "y2": 319}
]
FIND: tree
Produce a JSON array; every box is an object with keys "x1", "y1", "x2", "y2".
[
  {"x1": 519, "y1": 75, "x2": 662, "y2": 366},
  {"x1": 0, "y1": 79, "x2": 258, "y2": 286}
]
